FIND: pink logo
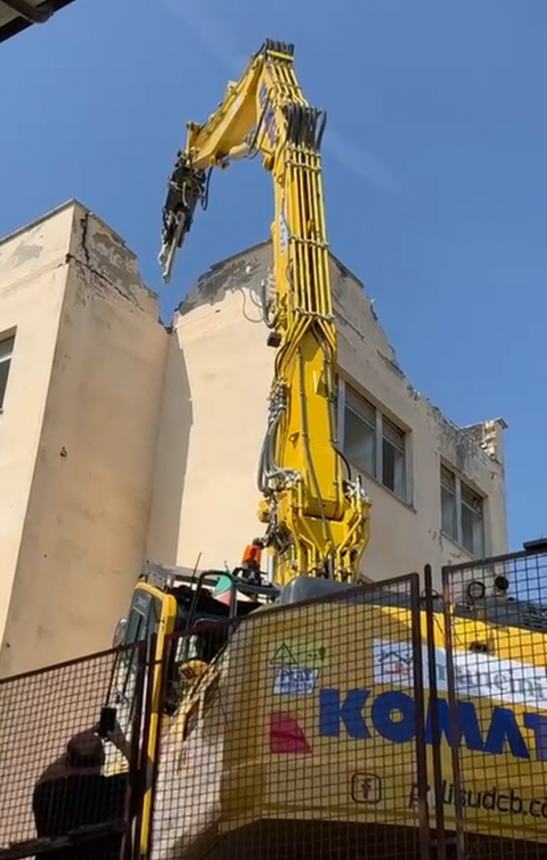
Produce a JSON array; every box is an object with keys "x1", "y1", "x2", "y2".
[{"x1": 269, "y1": 712, "x2": 311, "y2": 754}]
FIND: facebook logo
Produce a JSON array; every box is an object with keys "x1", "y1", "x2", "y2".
[{"x1": 351, "y1": 773, "x2": 382, "y2": 804}]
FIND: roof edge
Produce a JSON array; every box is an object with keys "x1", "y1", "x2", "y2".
[
  {"x1": 0, "y1": 198, "x2": 84, "y2": 248},
  {"x1": 0, "y1": 199, "x2": 139, "y2": 264},
  {"x1": 0, "y1": 0, "x2": 77, "y2": 45},
  {"x1": 203, "y1": 238, "x2": 368, "y2": 293}
]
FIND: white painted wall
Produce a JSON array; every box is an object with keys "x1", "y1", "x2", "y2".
[
  {"x1": 0, "y1": 207, "x2": 74, "y2": 666},
  {"x1": 0, "y1": 202, "x2": 168, "y2": 675}
]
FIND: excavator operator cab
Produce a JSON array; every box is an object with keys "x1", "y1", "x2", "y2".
[
  {"x1": 118, "y1": 560, "x2": 276, "y2": 636},
  {"x1": 112, "y1": 560, "x2": 279, "y2": 719}
]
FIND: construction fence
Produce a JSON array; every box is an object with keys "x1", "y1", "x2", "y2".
[
  {"x1": 0, "y1": 549, "x2": 545, "y2": 860},
  {"x1": 0, "y1": 641, "x2": 147, "y2": 860},
  {"x1": 440, "y1": 550, "x2": 547, "y2": 860}
]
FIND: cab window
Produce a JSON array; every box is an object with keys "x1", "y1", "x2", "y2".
[
  {"x1": 124, "y1": 590, "x2": 161, "y2": 647},
  {"x1": 115, "y1": 590, "x2": 161, "y2": 708}
]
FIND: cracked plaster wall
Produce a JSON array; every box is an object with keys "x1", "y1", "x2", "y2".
[{"x1": 0, "y1": 201, "x2": 167, "y2": 675}]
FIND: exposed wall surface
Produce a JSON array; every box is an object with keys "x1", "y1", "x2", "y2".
[
  {"x1": 0, "y1": 206, "x2": 508, "y2": 674},
  {"x1": 148, "y1": 242, "x2": 507, "y2": 585},
  {"x1": 0, "y1": 202, "x2": 168, "y2": 675},
  {"x1": 147, "y1": 246, "x2": 275, "y2": 571},
  {"x1": 0, "y1": 207, "x2": 73, "y2": 659}
]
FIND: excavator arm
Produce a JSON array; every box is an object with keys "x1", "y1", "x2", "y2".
[{"x1": 159, "y1": 39, "x2": 370, "y2": 584}]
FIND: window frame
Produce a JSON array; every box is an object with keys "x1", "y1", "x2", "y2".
[
  {"x1": 0, "y1": 332, "x2": 15, "y2": 412},
  {"x1": 381, "y1": 414, "x2": 407, "y2": 500},
  {"x1": 440, "y1": 462, "x2": 485, "y2": 557},
  {"x1": 343, "y1": 386, "x2": 377, "y2": 478},
  {"x1": 440, "y1": 464, "x2": 457, "y2": 541},
  {"x1": 338, "y1": 378, "x2": 412, "y2": 505}
]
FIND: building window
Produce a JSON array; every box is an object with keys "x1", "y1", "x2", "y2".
[
  {"x1": 440, "y1": 464, "x2": 484, "y2": 556},
  {"x1": 344, "y1": 387, "x2": 376, "y2": 477},
  {"x1": 382, "y1": 416, "x2": 406, "y2": 498},
  {"x1": 441, "y1": 465, "x2": 457, "y2": 540},
  {"x1": 0, "y1": 334, "x2": 15, "y2": 411},
  {"x1": 461, "y1": 484, "x2": 484, "y2": 556},
  {"x1": 341, "y1": 381, "x2": 409, "y2": 503}
]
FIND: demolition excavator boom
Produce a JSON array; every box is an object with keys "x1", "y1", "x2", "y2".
[{"x1": 159, "y1": 40, "x2": 370, "y2": 584}]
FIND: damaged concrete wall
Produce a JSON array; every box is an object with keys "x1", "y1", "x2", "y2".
[
  {"x1": 435, "y1": 412, "x2": 508, "y2": 562},
  {"x1": 0, "y1": 201, "x2": 167, "y2": 675},
  {"x1": 147, "y1": 244, "x2": 275, "y2": 571},
  {"x1": 334, "y1": 251, "x2": 507, "y2": 577},
  {"x1": 148, "y1": 241, "x2": 507, "y2": 582}
]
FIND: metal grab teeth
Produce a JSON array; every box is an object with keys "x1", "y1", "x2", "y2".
[
  {"x1": 283, "y1": 103, "x2": 327, "y2": 151},
  {"x1": 263, "y1": 38, "x2": 294, "y2": 58}
]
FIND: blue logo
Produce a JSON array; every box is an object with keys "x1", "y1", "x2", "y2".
[{"x1": 319, "y1": 688, "x2": 547, "y2": 762}]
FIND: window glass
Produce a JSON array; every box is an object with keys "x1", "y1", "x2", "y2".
[
  {"x1": 344, "y1": 389, "x2": 376, "y2": 476},
  {"x1": 116, "y1": 591, "x2": 161, "y2": 708},
  {"x1": 0, "y1": 335, "x2": 14, "y2": 410},
  {"x1": 124, "y1": 608, "x2": 145, "y2": 646},
  {"x1": 441, "y1": 465, "x2": 485, "y2": 557},
  {"x1": 441, "y1": 466, "x2": 457, "y2": 540},
  {"x1": 342, "y1": 384, "x2": 409, "y2": 503},
  {"x1": 382, "y1": 417, "x2": 406, "y2": 499},
  {"x1": 461, "y1": 484, "x2": 484, "y2": 556}
]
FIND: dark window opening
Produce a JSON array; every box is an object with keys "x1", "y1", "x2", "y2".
[
  {"x1": 0, "y1": 335, "x2": 15, "y2": 410},
  {"x1": 382, "y1": 417, "x2": 406, "y2": 498}
]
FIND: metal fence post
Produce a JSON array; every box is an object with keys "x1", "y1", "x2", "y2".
[
  {"x1": 441, "y1": 565, "x2": 466, "y2": 860},
  {"x1": 423, "y1": 564, "x2": 447, "y2": 860},
  {"x1": 409, "y1": 572, "x2": 432, "y2": 860}
]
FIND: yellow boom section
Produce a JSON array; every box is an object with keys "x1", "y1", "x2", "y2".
[{"x1": 159, "y1": 40, "x2": 370, "y2": 584}]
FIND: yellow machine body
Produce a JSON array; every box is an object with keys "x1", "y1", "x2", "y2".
[{"x1": 148, "y1": 594, "x2": 547, "y2": 857}]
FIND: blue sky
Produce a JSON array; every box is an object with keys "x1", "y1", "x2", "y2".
[{"x1": 1, "y1": 0, "x2": 545, "y2": 554}]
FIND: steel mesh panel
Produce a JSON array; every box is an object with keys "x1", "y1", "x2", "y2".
[
  {"x1": 0, "y1": 643, "x2": 145, "y2": 860},
  {"x1": 442, "y1": 550, "x2": 547, "y2": 860},
  {"x1": 150, "y1": 575, "x2": 429, "y2": 860}
]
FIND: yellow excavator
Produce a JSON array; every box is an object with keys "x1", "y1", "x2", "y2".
[
  {"x1": 114, "y1": 38, "x2": 373, "y2": 855},
  {"x1": 111, "y1": 39, "x2": 547, "y2": 860}
]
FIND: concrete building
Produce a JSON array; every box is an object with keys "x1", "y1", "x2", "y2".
[
  {"x1": 0, "y1": 202, "x2": 508, "y2": 675},
  {"x1": 149, "y1": 242, "x2": 508, "y2": 585},
  {"x1": 0, "y1": 201, "x2": 167, "y2": 676}
]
